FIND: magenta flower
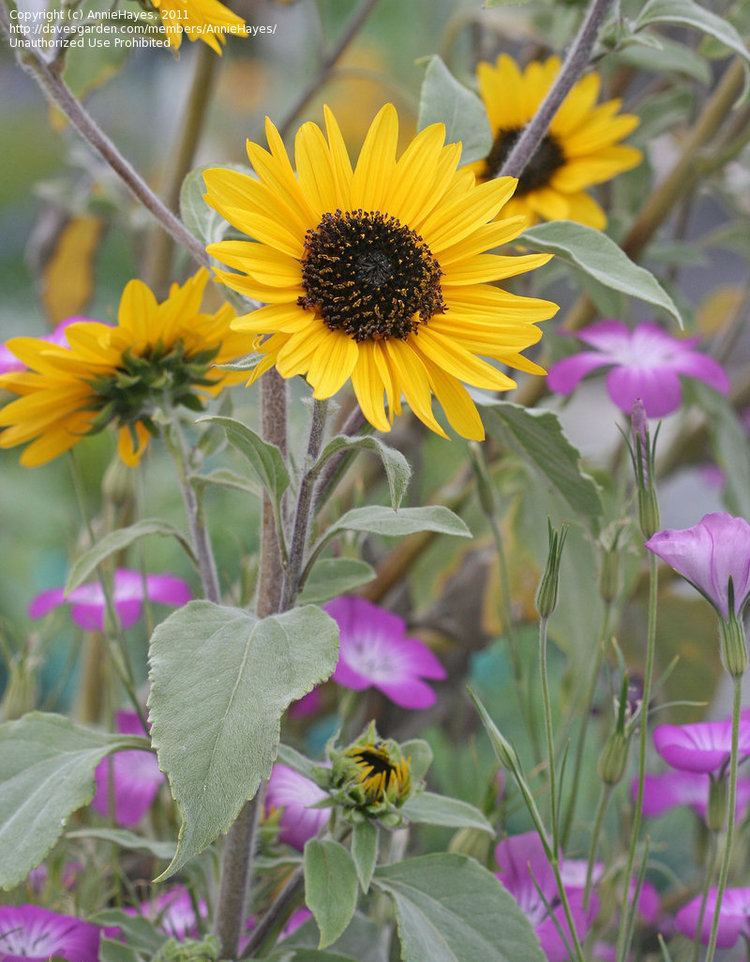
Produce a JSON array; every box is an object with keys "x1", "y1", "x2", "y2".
[
  {"x1": 289, "y1": 689, "x2": 323, "y2": 719},
  {"x1": 495, "y1": 832, "x2": 598, "y2": 961},
  {"x1": 547, "y1": 321, "x2": 729, "y2": 418},
  {"x1": 266, "y1": 763, "x2": 329, "y2": 851},
  {"x1": 92, "y1": 711, "x2": 165, "y2": 827},
  {"x1": 129, "y1": 887, "x2": 207, "y2": 941},
  {"x1": 653, "y1": 718, "x2": 750, "y2": 774},
  {"x1": 561, "y1": 861, "x2": 660, "y2": 926},
  {"x1": 0, "y1": 905, "x2": 100, "y2": 962},
  {"x1": 324, "y1": 596, "x2": 446, "y2": 709},
  {"x1": 645, "y1": 513, "x2": 750, "y2": 620},
  {"x1": 675, "y1": 887, "x2": 750, "y2": 948},
  {"x1": 638, "y1": 771, "x2": 750, "y2": 821},
  {"x1": 0, "y1": 318, "x2": 82, "y2": 375},
  {"x1": 30, "y1": 568, "x2": 192, "y2": 632}
]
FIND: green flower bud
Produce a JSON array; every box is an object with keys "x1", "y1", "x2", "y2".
[
  {"x1": 719, "y1": 609, "x2": 748, "y2": 678},
  {"x1": 629, "y1": 400, "x2": 660, "y2": 539},
  {"x1": 536, "y1": 520, "x2": 568, "y2": 619},
  {"x1": 706, "y1": 775, "x2": 728, "y2": 833},
  {"x1": 597, "y1": 731, "x2": 630, "y2": 786}
]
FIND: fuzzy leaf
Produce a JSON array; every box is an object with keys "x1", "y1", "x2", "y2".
[
  {"x1": 402, "y1": 792, "x2": 493, "y2": 833},
  {"x1": 299, "y1": 558, "x2": 377, "y2": 604},
  {"x1": 200, "y1": 415, "x2": 289, "y2": 508},
  {"x1": 304, "y1": 839, "x2": 359, "y2": 949},
  {"x1": 418, "y1": 56, "x2": 492, "y2": 165},
  {"x1": 314, "y1": 436, "x2": 411, "y2": 509},
  {"x1": 325, "y1": 506, "x2": 471, "y2": 541},
  {"x1": 636, "y1": 0, "x2": 750, "y2": 64},
  {"x1": 351, "y1": 820, "x2": 379, "y2": 893}
]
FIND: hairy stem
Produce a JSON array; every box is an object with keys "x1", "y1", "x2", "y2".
[
  {"x1": 616, "y1": 553, "x2": 659, "y2": 962},
  {"x1": 705, "y1": 676, "x2": 743, "y2": 962},
  {"x1": 0, "y1": 1, "x2": 207, "y2": 269},
  {"x1": 498, "y1": 0, "x2": 615, "y2": 178}
]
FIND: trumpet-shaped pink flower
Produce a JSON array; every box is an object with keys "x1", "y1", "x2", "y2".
[
  {"x1": 0, "y1": 905, "x2": 100, "y2": 962},
  {"x1": 675, "y1": 888, "x2": 750, "y2": 948},
  {"x1": 653, "y1": 718, "x2": 750, "y2": 774},
  {"x1": 324, "y1": 596, "x2": 446, "y2": 709},
  {"x1": 0, "y1": 318, "x2": 83, "y2": 375},
  {"x1": 561, "y1": 861, "x2": 660, "y2": 926},
  {"x1": 638, "y1": 770, "x2": 750, "y2": 821},
  {"x1": 547, "y1": 321, "x2": 729, "y2": 418},
  {"x1": 266, "y1": 763, "x2": 329, "y2": 851},
  {"x1": 92, "y1": 711, "x2": 165, "y2": 827},
  {"x1": 30, "y1": 568, "x2": 191, "y2": 632},
  {"x1": 495, "y1": 832, "x2": 598, "y2": 961},
  {"x1": 129, "y1": 887, "x2": 207, "y2": 941}
]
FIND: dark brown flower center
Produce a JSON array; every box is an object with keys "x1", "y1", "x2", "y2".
[
  {"x1": 298, "y1": 210, "x2": 445, "y2": 342},
  {"x1": 483, "y1": 128, "x2": 565, "y2": 194}
]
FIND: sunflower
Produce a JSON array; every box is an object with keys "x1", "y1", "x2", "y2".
[
  {"x1": 153, "y1": 0, "x2": 247, "y2": 54},
  {"x1": 203, "y1": 104, "x2": 558, "y2": 441},
  {"x1": 0, "y1": 269, "x2": 245, "y2": 468},
  {"x1": 471, "y1": 55, "x2": 642, "y2": 229}
]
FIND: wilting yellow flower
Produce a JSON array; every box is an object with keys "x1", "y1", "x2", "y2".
[
  {"x1": 0, "y1": 270, "x2": 245, "y2": 468},
  {"x1": 203, "y1": 104, "x2": 558, "y2": 441},
  {"x1": 153, "y1": 0, "x2": 247, "y2": 54},
  {"x1": 472, "y1": 56, "x2": 642, "y2": 229}
]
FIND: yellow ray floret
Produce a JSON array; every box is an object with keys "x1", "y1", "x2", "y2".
[
  {"x1": 152, "y1": 0, "x2": 247, "y2": 54},
  {"x1": 471, "y1": 55, "x2": 642, "y2": 229},
  {"x1": 204, "y1": 103, "x2": 559, "y2": 441},
  {"x1": 0, "y1": 269, "x2": 246, "y2": 468}
]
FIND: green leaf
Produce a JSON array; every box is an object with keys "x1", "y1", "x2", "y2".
[
  {"x1": 615, "y1": 35, "x2": 712, "y2": 84},
  {"x1": 374, "y1": 853, "x2": 546, "y2": 962},
  {"x1": 216, "y1": 352, "x2": 263, "y2": 371},
  {"x1": 91, "y1": 909, "x2": 166, "y2": 954},
  {"x1": 148, "y1": 602, "x2": 338, "y2": 880},
  {"x1": 266, "y1": 952, "x2": 359, "y2": 962},
  {"x1": 636, "y1": 0, "x2": 750, "y2": 64},
  {"x1": 277, "y1": 744, "x2": 326, "y2": 784},
  {"x1": 65, "y1": 519, "x2": 197, "y2": 593},
  {"x1": 192, "y1": 468, "x2": 261, "y2": 498},
  {"x1": 479, "y1": 400, "x2": 602, "y2": 525},
  {"x1": 351, "y1": 820, "x2": 379, "y2": 893},
  {"x1": 99, "y1": 939, "x2": 141, "y2": 962},
  {"x1": 692, "y1": 383, "x2": 750, "y2": 517},
  {"x1": 521, "y1": 221, "x2": 684, "y2": 327},
  {"x1": 417, "y1": 56, "x2": 492, "y2": 165},
  {"x1": 199, "y1": 416, "x2": 289, "y2": 511},
  {"x1": 402, "y1": 792, "x2": 493, "y2": 833},
  {"x1": 66, "y1": 827, "x2": 176, "y2": 860},
  {"x1": 326, "y1": 506, "x2": 472, "y2": 541},
  {"x1": 299, "y1": 558, "x2": 377, "y2": 604},
  {"x1": 0, "y1": 713, "x2": 145, "y2": 889},
  {"x1": 401, "y1": 739, "x2": 433, "y2": 781},
  {"x1": 313, "y1": 435, "x2": 411, "y2": 509},
  {"x1": 304, "y1": 838, "x2": 359, "y2": 949},
  {"x1": 180, "y1": 165, "x2": 239, "y2": 247}
]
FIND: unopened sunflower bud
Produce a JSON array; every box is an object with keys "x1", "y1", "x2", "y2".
[
  {"x1": 629, "y1": 399, "x2": 660, "y2": 538},
  {"x1": 707, "y1": 775, "x2": 728, "y2": 833},
  {"x1": 536, "y1": 520, "x2": 568, "y2": 619}
]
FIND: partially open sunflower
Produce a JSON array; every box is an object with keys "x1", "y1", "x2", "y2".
[
  {"x1": 203, "y1": 104, "x2": 558, "y2": 441},
  {"x1": 472, "y1": 55, "x2": 642, "y2": 229}
]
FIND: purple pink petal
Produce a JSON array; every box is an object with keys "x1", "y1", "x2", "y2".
[
  {"x1": 653, "y1": 717, "x2": 750, "y2": 774},
  {"x1": 265, "y1": 763, "x2": 329, "y2": 851},
  {"x1": 0, "y1": 905, "x2": 100, "y2": 962},
  {"x1": 675, "y1": 887, "x2": 750, "y2": 948},
  {"x1": 92, "y1": 711, "x2": 165, "y2": 827}
]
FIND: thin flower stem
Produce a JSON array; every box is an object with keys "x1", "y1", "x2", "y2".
[
  {"x1": 498, "y1": 0, "x2": 615, "y2": 178},
  {"x1": 705, "y1": 675, "x2": 743, "y2": 962},
  {"x1": 551, "y1": 859, "x2": 587, "y2": 962},
  {"x1": 539, "y1": 616, "x2": 559, "y2": 847},
  {"x1": 240, "y1": 864, "x2": 305, "y2": 958},
  {"x1": 0, "y1": 1, "x2": 208, "y2": 269},
  {"x1": 583, "y1": 784, "x2": 611, "y2": 909},
  {"x1": 691, "y1": 830, "x2": 718, "y2": 962},
  {"x1": 277, "y1": 0, "x2": 381, "y2": 139},
  {"x1": 616, "y1": 552, "x2": 659, "y2": 962}
]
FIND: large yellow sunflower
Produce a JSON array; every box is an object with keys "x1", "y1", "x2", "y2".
[
  {"x1": 203, "y1": 104, "x2": 558, "y2": 441},
  {"x1": 0, "y1": 270, "x2": 245, "y2": 468},
  {"x1": 153, "y1": 0, "x2": 246, "y2": 54},
  {"x1": 471, "y1": 55, "x2": 642, "y2": 229}
]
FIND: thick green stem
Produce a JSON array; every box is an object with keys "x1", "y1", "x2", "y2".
[
  {"x1": 705, "y1": 676, "x2": 743, "y2": 962},
  {"x1": 616, "y1": 553, "x2": 659, "y2": 962}
]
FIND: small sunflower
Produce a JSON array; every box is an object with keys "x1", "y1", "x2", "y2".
[
  {"x1": 153, "y1": 0, "x2": 247, "y2": 54},
  {"x1": 472, "y1": 55, "x2": 642, "y2": 229},
  {"x1": 0, "y1": 269, "x2": 245, "y2": 468},
  {"x1": 203, "y1": 103, "x2": 558, "y2": 441}
]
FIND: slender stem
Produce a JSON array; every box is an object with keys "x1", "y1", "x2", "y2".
[
  {"x1": 277, "y1": 0, "x2": 381, "y2": 138},
  {"x1": 691, "y1": 830, "x2": 718, "y2": 962},
  {"x1": 705, "y1": 676, "x2": 743, "y2": 962},
  {"x1": 166, "y1": 420, "x2": 221, "y2": 604},
  {"x1": 312, "y1": 405, "x2": 367, "y2": 516},
  {"x1": 145, "y1": 43, "x2": 218, "y2": 292},
  {"x1": 498, "y1": 0, "x2": 615, "y2": 178},
  {"x1": 583, "y1": 784, "x2": 611, "y2": 909},
  {"x1": 616, "y1": 553, "x2": 659, "y2": 962},
  {"x1": 280, "y1": 400, "x2": 330, "y2": 609},
  {"x1": 240, "y1": 865, "x2": 304, "y2": 958},
  {"x1": 0, "y1": 1, "x2": 207, "y2": 269},
  {"x1": 550, "y1": 858, "x2": 587, "y2": 962},
  {"x1": 539, "y1": 616, "x2": 559, "y2": 847}
]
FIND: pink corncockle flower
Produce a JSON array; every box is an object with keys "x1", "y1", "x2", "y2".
[
  {"x1": 645, "y1": 513, "x2": 750, "y2": 620},
  {"x1": 129, "y1": 887, "x2": 207, "y2": 941},
  {"x1": 324, "y1": 596, "x2": 447, "y2": 709},
  {"x1": 266, "y1": 763, "x2": 329, "y2": 851},
  {"x1": 27, "y1": 861, "x2": 81, "y2": 893},
  {"x1": 638, "y1": 770, "x2": 750, "y2": 822},
  {"x1": 0, "y1": 905, "x2": 100, "y2": 962},
  {"x1": 0, "y1": 318, "x2": 83, "y2": 375},
  {"x1": 547, "y1": 321, "x2": 729, "y2": 418},
  {"x1": 92, "y1": 711, "x2": 165, "y2": 827},
  {"x1": 653, "y1": 718, "x2": 750, "y2": 774},
  {"x1": 675, "y1": 888, "x2": 750, "y2": 948},
  {"x1": 495, "y1": 832, "x2": 598, "y2": 962},
  {"x1": 289, "y1": 689, "x2": 323, "y2": 719},
  {"x1": 561, "y1": 861, "x2": 660, "y2": 926},
  {"x1": 30, "y1": 568, "x2": 192, "y2": 632}
]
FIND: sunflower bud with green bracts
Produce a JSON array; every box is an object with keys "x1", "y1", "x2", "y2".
[
  {"x1": 536, "y1": 520, "x2": 568, "y2": 619},
  {"x1": 328, "y1": 723, "x2": 416, "y2": 826}
]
